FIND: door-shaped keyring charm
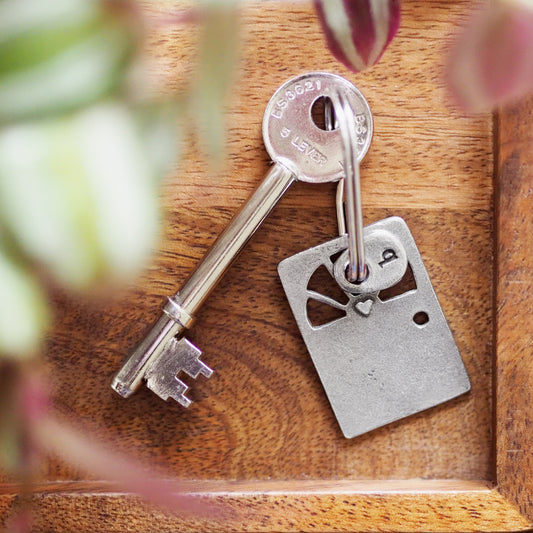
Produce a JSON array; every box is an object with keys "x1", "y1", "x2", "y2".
[{"x1": 278, "y1": 89, "x2": 470, "y2": 439}]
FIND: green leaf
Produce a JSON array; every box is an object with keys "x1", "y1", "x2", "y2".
[
  {"x1": 0, "y1": 0, "x2": 139, "y2": 124},
  {"x1": 194, "y1": 1, "x2": 240, "y2": 162},
  {"x1": 0, "y1": 103, "x2": 161, "y2": 288},
  {"x1": 134, "y1": 100, "x2": 183, "y2": 183},
  {"x1": 0, "y1": 248, "x2": 49, "y2": 358}
]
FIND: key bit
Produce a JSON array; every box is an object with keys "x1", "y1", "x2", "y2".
[{"x1": 145, "y1": 337, "x2": 212, "y2": 407}]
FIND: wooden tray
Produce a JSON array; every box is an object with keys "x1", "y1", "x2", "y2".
[{"x1": 2, "y1": 1, "x2": 533, "y2": 531}]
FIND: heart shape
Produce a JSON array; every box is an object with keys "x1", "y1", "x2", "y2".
[{"x1": 355, "y1": 298, "x2": 373, "y2": 317}]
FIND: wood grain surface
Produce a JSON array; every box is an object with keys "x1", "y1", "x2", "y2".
[
  {"x1": 3, "y1": 0, "x2": 532, "y2": 531},
  {"x1": 36, "y1": 0, "x2": 494, "y2": 484}
]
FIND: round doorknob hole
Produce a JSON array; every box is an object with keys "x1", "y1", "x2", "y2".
[{"x1": 413, "y1": 311, "x2": 429, "y2": 326}]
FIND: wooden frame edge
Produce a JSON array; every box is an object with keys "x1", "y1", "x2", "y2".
[
  {"x1": 0, "y1": 480, "x2": 530, "y2": 532},
  {"x1": 495, "y1": 98, "x2": 533, "y2": 522}
]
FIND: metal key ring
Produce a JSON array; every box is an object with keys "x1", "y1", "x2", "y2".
[{"x1": 329, "y1": 90, "x2": 367, "y2": 283}]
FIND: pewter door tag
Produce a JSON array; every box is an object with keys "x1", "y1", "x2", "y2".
[{"x1": 278, "y1": 216, "x2": 471, "y2": 439}]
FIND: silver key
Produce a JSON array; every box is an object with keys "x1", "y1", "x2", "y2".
[
  {"x1": 278, "y1": 216, "x2": 471, "y2": 438},
  {"x1": 112, "y1": 72, "x2": 373, "y2": 405}
]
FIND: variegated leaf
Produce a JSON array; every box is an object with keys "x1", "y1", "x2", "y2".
[
  {"x1": 0, "y1": 103, "x2": 164, "y2": 288},
  {"x1": 194, "y1": 1, "x2": 240, "y2": 161},
  {"x1": 0, "y1": 249, "x2": 49, "y2": 357},
  {"x1": 315, "y1": 0, "x2": 401, "y2": 72},
  {"x1": 0, "y1": 0, "x2": 139, "y2": 124},
  {"x1": 447, "y1": 0, "x2": 533, "y2": 112}
]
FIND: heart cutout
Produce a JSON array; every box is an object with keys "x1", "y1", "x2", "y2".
[{"x1": 355, "y1": 298, "x2": 373, "y2": 317}]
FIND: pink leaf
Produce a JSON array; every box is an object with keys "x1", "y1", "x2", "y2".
[
  {"x1": 32, "y1": 414, "x2": 230, "y2": 518},
  {"x1": 447, "y1": 1, "x2": 533, "y2": 112},
  {"x1": 8, "y1": 370, "x2": 229, "y2": 521},
  {"x1": 315, "y1": 0, "x2": 401, "y2": 72}
]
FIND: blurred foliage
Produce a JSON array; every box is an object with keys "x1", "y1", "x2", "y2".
[
  {"x1": 0, "y1": 362, "x2": 24, "y2": 470},
  {"x1": 314, "y1": 0, "x2": 400, "y2": 73},
  {"x1": 0, "y1": 103, "x2": 162, "y2": 288},
  {"x1": 0, "y1": 0, "x2": 239, "y2": 361},
  {"x1": 195, "y1": 2, "x2": 240, "y2": 161},
  {"x1": 0, "y1": 1, "x2": 241, "y2": 520},
  {"x1": 0, "y1": 0, "x2": 139, "y2": 124},
  {"x1": 446, "y1": 0, "x2": 533, "y2": 112},
  {"x1": 0, "y1": 250, "x2": 48, "y2": 358}
]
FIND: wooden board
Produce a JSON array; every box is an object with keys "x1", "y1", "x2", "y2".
[{"x1": 1, "y1": 1, "x2": 533, "y2": 531}]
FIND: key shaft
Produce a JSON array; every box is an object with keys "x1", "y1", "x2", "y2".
[
  {"x1": 176, "y1": 163, "x2": 294, "y2": 315},
  {"x1": 112, "y1": 163, "x2": 294, "y2": 397}
]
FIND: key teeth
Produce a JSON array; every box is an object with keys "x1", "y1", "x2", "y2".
[
  {"x1": 144, "y1": 337, "x2": 212, "y2": 406},
  {"x1": 193, "y1": 359, "x2": 213, "y2": 379},
  {"x1": 146, "y1": 373, "x2": 191, "y2": 407},
  {"x1": 168, "y1": 380, "x2": 192, "y2": 408}
]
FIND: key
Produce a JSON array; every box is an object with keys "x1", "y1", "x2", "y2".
[
  {"x1": 278, "y1": 216, "x2": 471, "y2": 438},
  {"x1": 112, "y1": 72, "x2": 373, "y2": 405}
]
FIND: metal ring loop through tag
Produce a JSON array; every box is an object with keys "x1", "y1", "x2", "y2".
[{"x1": 329, "y1": 90, "x2": 366, "y2": 283}]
